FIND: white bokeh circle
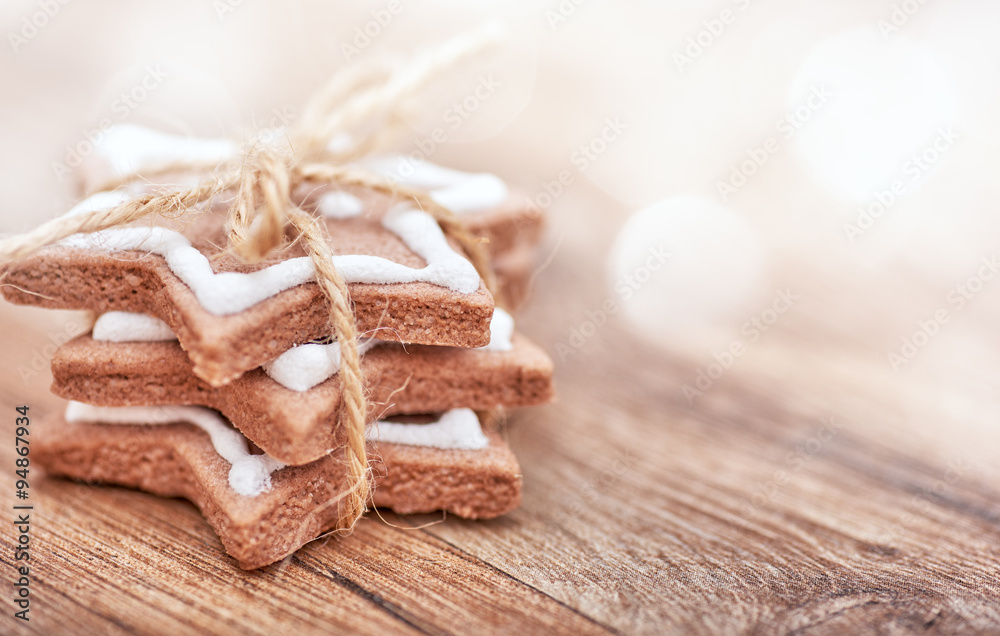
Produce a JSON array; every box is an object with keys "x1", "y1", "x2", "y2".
[
  {"x1": 607, "y1": 195, "x2": 766, "y2": 349},
  {"x1": 788, "y1": 27, "x2": 957, "y2": 204}
]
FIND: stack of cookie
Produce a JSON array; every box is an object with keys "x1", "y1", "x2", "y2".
[{"x1": 2, "y1": 125, "x2": 553, "y2": 569}]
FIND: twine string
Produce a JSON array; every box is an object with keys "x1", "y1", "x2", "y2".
[{"x1": 0, "y1": 24, "x2": 505, "y2": 534}]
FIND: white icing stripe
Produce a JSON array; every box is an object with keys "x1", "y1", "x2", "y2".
[
  {"x1": 262, "y1": 339, "x2": 379, "y2": 392},
  {"x1": 362, "y1": 157, "x2": 509, "y2": 214},
  {"x1": 317, "y1": 191, "x2": 364, "y2": 219},
  {"x1": 95, "y1": 124, "x2": 239, "y2": 181},
  {"x1": 92, "y1": 311, "x2": 176, "y2": 342},
  {"x1": 61, "y1": 201, "x2": 481, "y2": 315},
  {"x1": 366, "y1": 408, "x2": 489, "y2": 450},
  {"x1": 66, "y1": 190, "x2": 134, "y2": 217},
  {"x1": 65, "y1": 403, "x2": 490, "y2": 498},
  {"x1": 64, "y1": 402, "x2": 285, "y2": 497},
  {"x1": 428, "y1": 173, "x2": 509, "y2": 215},
  {"x1": 90, "y1": 125, "x2": 508, "y2": 215},
  {"x1": 481, "y1": 307, "x2": 513, "y2": 352},
  {"x1": 90, "y1": 307, "x2": 516, "y2": 391}
]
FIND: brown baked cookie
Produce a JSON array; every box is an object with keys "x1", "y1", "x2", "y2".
[
  {"x1": 2, "y1": 193, "x2": 494, "y2": 386},
  {"x1": 461, "y1": 195, "x2": 543, "y2": 261},
  {"x1": 36, "y1": 406, "x2": 521, "y2": 570},
  {"x1": 51, "y1": 328, "x2": 554, "y2": 466},
  {"x1": 492, "y1": 241, "x2": 540, "y2": 311},
  {"x1": 79, "y1": 125, "x2": 544, "y2": 261},
  {"x1": 296, "y1": 183, "x2": 544, "y2": 311}
]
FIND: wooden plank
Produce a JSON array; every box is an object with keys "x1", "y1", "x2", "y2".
[
  {"x1": 0, "y1": 306, "x2": 609, "y2": 635},
  {"x1": 2, "y1": 252, "x2": 999, "y2": 634},
  {"x1": 411, "y1": 349, "x2": 1000, "y2": 633},
  {"x1": 405, "y1": 260, "x2": 1000, "y2": 634}
]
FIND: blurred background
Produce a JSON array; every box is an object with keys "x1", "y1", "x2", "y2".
[{"x1": 2, "y1": 1, "x2": 998, "y2": 478}]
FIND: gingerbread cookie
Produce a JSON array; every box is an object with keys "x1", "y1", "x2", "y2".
[
  {"x1": 80, "y1": 125, "x2": 544, "y2": 262},
  {"x1": 492, "y1": 241, "x2": 540, "y2": 311},
  {"x1": 51, "y1": 309, "x2": 554, "y2": 465},
  {"x1": 2, "y1": 189, "x2": 495, "y2": 386},
  {"x1": 36, "y1": 404, "x2": 521, "y2": 569},
  {"x1": 4, "y1": 34, "x2": 556, "y2": 572},
  {"x1": 356, "y1": 155, "x2": 544, "y2": 260}
]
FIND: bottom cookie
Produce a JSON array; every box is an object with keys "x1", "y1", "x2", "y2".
[{"x1": 35, "y1": 408, "x2": 521, "y2": 569}]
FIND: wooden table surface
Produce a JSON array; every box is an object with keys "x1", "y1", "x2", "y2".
[{"x1": 2, "y1": 198, "x2": 999, "y2": 634}]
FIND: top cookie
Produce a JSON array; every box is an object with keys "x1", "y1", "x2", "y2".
[{"x1": 2, "y1": 185, "x2": 494, "y2": 386}]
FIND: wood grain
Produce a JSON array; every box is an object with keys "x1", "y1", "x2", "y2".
[{"x1": 2, "y1": 226, "x2": 999, "y2": 634}]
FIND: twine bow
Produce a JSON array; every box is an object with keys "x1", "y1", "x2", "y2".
[{"x1": 0, "y1": 25, "x2": 504, "y2": 533}]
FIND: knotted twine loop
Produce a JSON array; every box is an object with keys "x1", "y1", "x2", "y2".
[{"x1": 0, "y1": 24, "x2": 506, "y2": 535}]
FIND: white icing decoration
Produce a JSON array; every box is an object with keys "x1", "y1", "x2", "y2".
[
  {"x1": 91, "y1": 307, "x2": 515, "y2": 391},
  {"x1": 94, "y1": 124, "x2": 239, "y2": 181},
  {"x1": 60, "y1": 199, "x2": 481, "y2": 315},
  {"x1": 66, "y1": 190, "x2": 133, "y2": 217},
  {"x1": 429, "y1": 174, "x2": 508, "y2": 214},
  {"x1": 317, "y1": 191, "x2": 364, "y2": 219},
  {"x1": 64, "y1": 402, "x2": 488, "y2": 499},
  {"x1": 366, "y1": 408, "x2": 489, "y2": 450},
  {"x1": 363, "y1": 157, "x2": 509, "y2": 214},
  {"x1": 481, "y1": 308, "x2": 514, "y2": 352},
  {"x1": 64, "y1": 402, "x2": 285, "y2": 497},
  {"x1": 92, "y1": 311, "x2": 175, "y2": 342},
  {"x1": 91, "y1": 125, "x2": 507, "y2": 217},
  {"x1": 263, "y1": 339, "x2": 379, "y2": 392}
]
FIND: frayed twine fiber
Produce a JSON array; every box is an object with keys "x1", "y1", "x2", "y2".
[{"x1": 0, "y1": 23, "x2": 506, "y2": 535}]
